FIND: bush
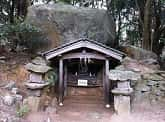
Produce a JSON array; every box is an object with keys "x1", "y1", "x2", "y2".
[
  {"x1": 16, "y1": 105, "x2": 29, "y2": 117},
  {"x1": 0, "y1": 23, "x2": 48, "y2": 52},
  {"x1": 45, "y1": 70, "x2": 58, "y2": 86}
]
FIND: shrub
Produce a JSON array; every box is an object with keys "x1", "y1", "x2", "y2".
[
  {"x1": 16, "y1": 105, "x2": 29, "y2": 117},
  {"x1": 0, "y1": 23, "x2": 48, "y2": 52},
  {"x1": 45, "y1": 70, "x2": 58, "y2": 86}
]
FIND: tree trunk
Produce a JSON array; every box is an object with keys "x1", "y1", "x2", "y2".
[
  {"x1": 151, "y1": 0, "x2": 161, "y2": 55},
  {"x1": 17, "y1": 0, "x2": 29, "y2": 19},
  {"x1": 142, "y1": 0, "x2": 152, "y2": 50},
  {"x1": 10, "y1": 0, "x2": 15, "y2": 23}
]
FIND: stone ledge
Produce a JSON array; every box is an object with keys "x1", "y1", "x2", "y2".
[
  {"x1": 112, "y1": 88, "x2": 133, "y2": 96},
  {"x1": 25, "y1": 82, "x2": 49, "y2": 90},
  {"x1": 109, "y1": 70, "x2": 141, "y2": 81},
  {"x1": 25, "y1": 63, "x2": 52, "y2": 74}
]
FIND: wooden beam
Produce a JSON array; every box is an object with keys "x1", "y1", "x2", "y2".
[
  {"x1": 59, "y1": 59, "x2": 64, "y2": 106},
  {"x1": 45, "y1": 40, "x2": 123, "y2": 61},
  {"x1": 64, "y1": 63, "x2": 67, "y2": 97},
  {"x1": 62, "y1": 52, "x2": 106, "y2": 60}
]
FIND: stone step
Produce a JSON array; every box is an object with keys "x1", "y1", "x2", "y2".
[{"x1": 64, "y1": 95, "x2": 104, "y2": 104}]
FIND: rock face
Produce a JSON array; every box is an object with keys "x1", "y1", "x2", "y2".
[
  {"x1": 23, "y1": 96, "x2": 41, "y2": 112},
  {"x1": 25, "y1": 3, "x2": 116, "y2": 51},
  {"x1": 114, "y1": 56, "x2": 165, "y2": 107},
  {"x1": 109, "y1": 70, "x2": 141, "y2": 81},
  {"x1": 122, "y1": 46, "x2": 158, "y2": 60},
  {"x1": 25, "y1": 82, "x2": 49, "y2": 90},
  {"x1": 25, "y1": 63, "x2": 52, "y2": 73},
  {"x1": 3, "y1": 95, "x2": 15, "y2": 106}
]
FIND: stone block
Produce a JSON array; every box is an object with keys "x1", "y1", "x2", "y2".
[
  {"x1": 117, "y1": 81, "x2": 130, "y2": 89},
  {"x1": 3, "y1": 95, "x2": 15, "y2": 106},
  {"x1": 114, "y1": 95, "x2": 131, "y2": 115},
  {"x1": 23, "y1": 96, "x2": 40, "y2": 112},
  {"x1": 11, "y1": 88, "x2": 19, "y2": 94},
  {"x1": 29, "y1": 73, "x2": 43, "y2": 83},
  {"x1": 27, "y1": 89, "x2": 41, "y2": 97},
  {"x1": 25, "y1": 82, "x2": 49, "y2": 90}
]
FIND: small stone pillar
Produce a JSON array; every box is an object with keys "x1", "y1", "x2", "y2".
[
  {"x1": 24, "y1": 57, "x2": 53, "y2": 112},
  {"x1": 112, "y1": 80, "x2": 133, "y2": 115},
  {"x1": 109, "y1": 70, "x2": 140, "y2": 115},
  {"x1": 25, "y1": 57, "x2": 52, "y2": 92}
]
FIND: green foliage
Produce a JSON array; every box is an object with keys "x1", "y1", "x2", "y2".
[
  {"x1": 127, "y1": 30, "x2": 140, "y2": 45},
  {"x1": 45, "y1": 70, "x2": 58, "y2": 86},
  {"x1": 59, "y1": 0, "x2": 72, "y2": 4},
  {"x1": 160, "y1": 37, "x2": 165, "y2": 43},
  {"x1": 16, "y1": 105, "x2": 29, "y2": 117},
  {"x1": 0, "y1": 23, "x2": 48, "y2": 52},
  {"x1": 0, "y1": 23, "x2": 40, "y2": 39}
]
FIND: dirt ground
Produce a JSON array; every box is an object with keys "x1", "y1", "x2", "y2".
[
  {"x1": 24, "y1": 97, "x2": 165, "y2": 122},
  {"x1": 25, "y1": 97, "x2": 113, "y2": 122}
]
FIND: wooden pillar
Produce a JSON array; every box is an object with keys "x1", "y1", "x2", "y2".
[
  {"x1": 64, "y1": 63, "x2": 67, "y2": 96},
  {"x1": 105, "y1": 59, "x2": 110, "y2": 108},
  {"x1": 59, "y1": 59, "x2": 64, "y2": 106}
]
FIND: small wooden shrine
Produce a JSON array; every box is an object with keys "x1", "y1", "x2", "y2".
[{"x1": 41, "y1": 38, "x2": 125, "y2": 107}]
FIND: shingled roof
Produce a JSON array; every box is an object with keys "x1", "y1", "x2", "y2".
[{"x1": 41, "y1": 38, "x2": 126, "y2": 61}]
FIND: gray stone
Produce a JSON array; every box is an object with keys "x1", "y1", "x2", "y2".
[
  {"x1": 14, "y1": 94, "x2": 23, "y2": 101},
  {"x1": 11, "y1": 88, "x2": 19, "y2": 94},
  {"x1": 0, "y1": 56, "x2": 6, "y2": 60},
  {"x1": 45, "y1": 106, "x2": 57, "y2": 114},
  {"x1": 140, "y1": 58, "x2": 158, "y2": 65},
  {"x1": 0, "y1": 118, "x2": 8, "y2": 122},
  {"x1": 143, "y1": 73, "x2": 164, "y2": 81},
  {"x1": 25, "y1": 3, "x2": 116, "y2": 51},
  {"x1": 141, "y1": 86, "x2": 150, "y2": 92},
  {"x1": 32, "y1": 57, "x2": 47, "y2": 65},
  {"x1": 133, "y1": 90, "x2": 151, "y2": 105},
  {"x1": 112, "y1": 88, "x2": 133, "y2": 96},
  {"x1": 0, "y1": 56, "x2": 6, "y2": 64},
  {"x1": 109, "y1": 70, "x2": 141, "y2": 81},
  {"x1": 4, "y1": 81, "x2": 16, "y2": 90},
  {"x1": 115, "y1": 65, "x2": 126, "y2": 71},
  {"x1": 23, "y1": 96, "x2": 40, "y2": 112},
  {"x1": 135, "y1": 81, "x2": 150, "y2": 92},
  {"x1": 151, "y1": 88, "x2": 163, "y2": 96},
  {"x1": 160, "y1": 73, "x2": 165, "y2": 77},
  {"x1": 159, "y1": 85, "x2": 165, "y2": 91},
  {"x1": 3, "y1": 95, "x2": 15, "y2": 106},
  {"x1": 122, "y1": 46, "x2": 158, "y2": 60},
  {"x1": 0, "y1": 60, "x2": 5, "y2": 63},
  {"x1": 121, "y1": 57, "x2": 156, "y2": 74},
  {"x1": 27, "y1": 89, "x2": 41, "y2": 97},
  {"x1": 25, "y1": 63, "x2": 52, "y2": 73},
  {"x1": 25, "y1": 82, "x2": 49, "y2": 90},
  {"x1": 147, "y1": 80, "x2": 157, "y2": 86},
  {"x1": 29, "y1": 73, "x2": 44, "y2": 83},
  {"x1": 117, "y1": 81, "x2": 130, "y2": 89},
  {"x1": 51, "y1": 97, "x2": 58, "y2": 107},
  {"x1": 114, "y1": 95, "x2": 131, "y2": 115}
]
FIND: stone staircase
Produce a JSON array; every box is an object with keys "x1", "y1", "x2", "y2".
[{"x1": 64, "y1": 95, "x2": 104, "y2": 105}]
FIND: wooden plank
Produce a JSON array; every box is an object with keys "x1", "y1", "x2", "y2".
[
  {"x1": 59, "y1": 59, "x2": 64, "y2": 105},
  {"x1": 62, "y1": 52, "x2": 106, "y2": 60}
]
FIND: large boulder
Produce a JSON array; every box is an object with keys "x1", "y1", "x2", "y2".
[
  {"x1": 25, "y1": 3, "x2": 116, "y2": 51},
  {"x1": 122, "y1": 46, "x2": 158, "y2": 60}
]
